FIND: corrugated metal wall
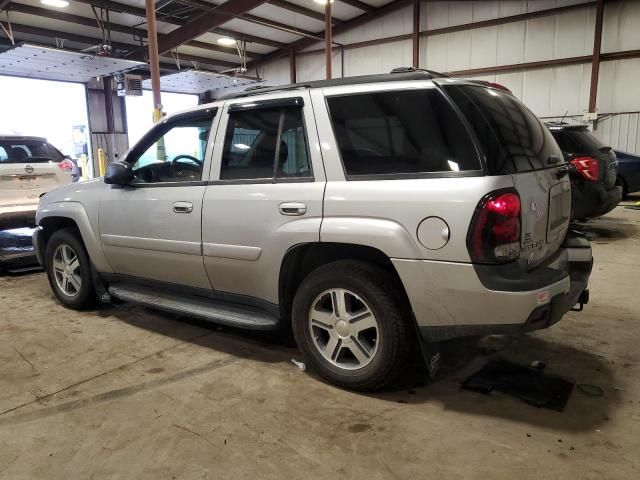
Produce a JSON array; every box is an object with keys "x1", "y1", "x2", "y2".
[{"x1": 259, "y1": 0, "x2": 640, "y2": 153}]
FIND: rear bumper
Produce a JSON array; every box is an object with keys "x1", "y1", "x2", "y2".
[
  {"x1": 572, "y1": 183, "x2": 622, "y2": 219},
  {"x1": 393, "y1": 233, "x2": 592, "y2": 342}
]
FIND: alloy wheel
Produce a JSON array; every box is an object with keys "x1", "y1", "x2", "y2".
[
  {"x1": 52, "y1": 244, "x2": 82, "y2": 297},
  {"x1": 308, "y1": 288, "x2": 380, "y2": 370}
]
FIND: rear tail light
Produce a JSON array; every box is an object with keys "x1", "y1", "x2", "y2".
[
  {"x1": 467, "y1": 190, "x2": 521, "y2": 264},
  {"x1": 57, "y1": 159, "x2": 74, "y2": 172},
  {"x1": 570, "y1": 156, "x2": 599, "y2": 181}
]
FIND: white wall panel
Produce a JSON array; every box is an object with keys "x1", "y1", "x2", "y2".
[
  {"x1": 260, "y1": 57, "x2": 290, "y2": 86},
  {"x1": 597, "y1": 58, "x2": 640, "y2": 113},
  {"x1": 259, "y1": 0, "x2": 640, "y2": 119},
  {"x1": 602, "y1": 0, "x2": 640, "y2": 53}
]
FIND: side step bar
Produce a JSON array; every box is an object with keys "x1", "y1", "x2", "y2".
[{"x1": 108, "y1": 284, "x2": 280, "y2": 331}]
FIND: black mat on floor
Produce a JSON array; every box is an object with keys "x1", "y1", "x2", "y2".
[{"x1": 461, "y1": 359, "x2": 575, "y2": 412}]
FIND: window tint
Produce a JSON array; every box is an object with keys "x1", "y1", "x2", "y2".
[
  {"x1": 444, "y1": 85, "x2": 562, "y2": 174},
  {"x1": 221, "y1": 106, "x2": 311, "y2": 180},
  {"x1": 0, "y1": 140, "x2": 64, "y2": 163},
  {"x1": 567, "y1": 129, "x2": 607, "y2": 153},
  {"x1": 326, "y1": 89, "x2": 480, "y2": 177},
  {"x1": 550, "y1": 131, "x2": 579, "y2": 154},
  {"x1": 130, "y1": 114, "x2": 213, "y2": 183}
]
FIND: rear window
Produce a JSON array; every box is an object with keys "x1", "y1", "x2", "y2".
[
  {"x1": 444, "y1": 85, "x2": 562, "y2": 174},
  {"x1": 326, "y1": 89, "x2": 480, "y2": 177},
  {"x1": 0, "y1": 139, "x2": 64, "y2": 163},
  {"x1": 567, "y1": 129, "x2": 607, "y2": 153}
]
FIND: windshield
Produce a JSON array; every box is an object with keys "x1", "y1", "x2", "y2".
[
  {"x1": 444, "y1": 85, "x2": 563, "y2": 174},
  {"x1": 0, "y1": 139, "x2": 64, "y2": 164}
]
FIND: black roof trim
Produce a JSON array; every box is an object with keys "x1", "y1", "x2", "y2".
[{"x1": 220, "y1": 70, "x2": 445, "y2": 100}]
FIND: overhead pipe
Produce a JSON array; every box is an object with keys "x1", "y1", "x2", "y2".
[{"x1": 145, "y1": 0, "x2": 163, "y2": 123}]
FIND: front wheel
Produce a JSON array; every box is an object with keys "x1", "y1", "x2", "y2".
[
  {"x1": 45, "y1": 229, "x2": 95, "y2": 309},
  {"x1": 292, "y1": 260, "x2": 413, "y2": 391}
]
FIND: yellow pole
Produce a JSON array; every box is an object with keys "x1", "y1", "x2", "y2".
[
  {"x1": 98, "y1": 148, "x2": 107, "y2": 177},
  {"x1": 79, "y1": 154, "x2": 88, "y2": 181}
]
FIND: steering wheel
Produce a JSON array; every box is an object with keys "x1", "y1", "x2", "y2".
[{"x1": 171, "y1": 154, "x2": 202, "y2": 167}]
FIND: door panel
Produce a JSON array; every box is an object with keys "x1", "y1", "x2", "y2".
[
  {"x1": 202, "y1": 92, "x2": 325, "y2": 304},
  {"x1": 98, "y1": 107, "x2": 218, "y2": 288},
  {"x1": 100, "y1": 185, "x2": 210, "y2": 288}
]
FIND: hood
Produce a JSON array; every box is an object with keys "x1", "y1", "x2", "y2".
[{"x1": 38, "y1": 177, "x2": 105, "y2": 205}]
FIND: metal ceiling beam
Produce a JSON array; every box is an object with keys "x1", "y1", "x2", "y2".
[
  {"x1": 338, "y1": 0, "x2": 375, "y2": 13},
  {"x1": 253, "y1": 0, "x2": 411, "y2": 67},
  {"x1": 71, "y1": 0, "x2": 285, "y2": 49},
  {"x1": 155, "y1": 0, "x2": 268, "y2": 55},
  {"x1": 7, "y1": 2, "x2": 261, "y2": 59},
  {"x1": 173, "y1": 0, "x2": 323, "y2": 40},
  {"x1": 267, "y1": 0, "x2": 341, "y2": 24},
  {"x1": 0, "y1": 0, "x2": 11, "y2": 11},
  {"x1": 6, "y1": 22, "x2": 136, "y2": 51}
]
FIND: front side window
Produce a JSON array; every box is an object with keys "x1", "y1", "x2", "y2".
[
  {"x1": 220, "y1": 105, "x2": 312, "y2": 180},
  {"x1": 326, "y1": 89, "x2": 480, "y2": 177},
  {"x1": 130, "y1": 112, "x2": 214, "y2": 183}
]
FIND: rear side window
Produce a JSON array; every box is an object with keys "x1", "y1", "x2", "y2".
[
  {"x1": 326, "y1": 89, "x2": 480, "y2": 177},
  {"x1": 221, "y1": 106, "x2": 312, "y2": 180},
  {"x1": 444, "y1": 85, "x2": 562, "y2": 174}
]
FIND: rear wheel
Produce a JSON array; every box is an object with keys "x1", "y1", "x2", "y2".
[
  {"x1": 292, "y1": 260, "x2": 412, "y2": 391},
  {"x1": 616, "y1": 176, "x2": 628, "y2": 199},
  {"x1": 45, "y1": 229, "x2": 95, "y2": 309}
]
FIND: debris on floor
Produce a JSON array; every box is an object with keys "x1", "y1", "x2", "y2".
[
  {"x1": 291, "y1": 358, "x2": 306, "y2": 371},
  {"x1": 577, "y1": 383, "x2": 605, "y2": 397},
  {"x1": 461, "y1": 358, "x2": 575, "y2": 412}
]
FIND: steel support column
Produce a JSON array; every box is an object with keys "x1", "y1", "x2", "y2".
[
  {"x1": 588, "y1": 0, "x2": 604, "y2": 113},
  {"x1": 290, "y1": 49, "x2": 297, "y2": 84},
  {"x1": 325, "y1": 1, "x2": 332, "y2": 80},
  {"x1": 412, "y1": 0, "x2": 420, "y2": 68}
]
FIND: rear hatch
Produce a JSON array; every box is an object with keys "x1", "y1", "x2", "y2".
[
  {"x1": 0, "y1": 138, "x2": 70, "y2": 205},
  {"x1": 442, "y1": 83, "x2": 571, "y2": 269}
]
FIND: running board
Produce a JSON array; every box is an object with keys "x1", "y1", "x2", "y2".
[{"x1": 108, "y1": 284, "x2": 280, "y2": 331}]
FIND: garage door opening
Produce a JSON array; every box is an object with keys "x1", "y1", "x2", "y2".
[
  {"x1": 125, "y1": 91, "x2": 199, "y2": 147},
  {"x1": 0, "y1": 75, "x2": 91, "y2": 174}
]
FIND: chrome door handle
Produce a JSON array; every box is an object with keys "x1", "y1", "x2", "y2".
[
  {"x1": 173, "y1": 201, "x2": 193, "y2": 213},
  {"x1": 279, "y1": 202, "x2": 307, "y2": 216}
]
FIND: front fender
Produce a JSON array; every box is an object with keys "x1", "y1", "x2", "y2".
[
  {"x1": 37, "y1": 202, "x2": 112, "y2": 273},
  {"x1": 320, "y1": 217, "x2": 422, "y2": 259}
]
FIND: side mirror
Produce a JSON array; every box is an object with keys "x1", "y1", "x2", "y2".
[{"x1": 104, "y1": 161, "x2": 134, "y2": 185}]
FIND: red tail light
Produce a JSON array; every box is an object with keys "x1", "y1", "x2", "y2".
[
  {"x1": 570, "y1": 156, "x2": 599, "y2": 181},
  {"x1": 467, "y1": 190, "x2": 521, "y2": 264},
  {"x1": 57, "y1": 159, "x2": 74, "y2": 172}
]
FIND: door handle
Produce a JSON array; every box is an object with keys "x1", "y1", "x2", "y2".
[
  {"x1": 279, "y1": 202, "x2": 307, "y2": 216},
  {"x1": 173, "y1": 201, "x2": 193, "y2": 213}
]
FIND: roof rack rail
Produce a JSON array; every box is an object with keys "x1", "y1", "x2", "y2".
[{"x1": 390, "y1": 67, "x2": 450, "y2": 77}]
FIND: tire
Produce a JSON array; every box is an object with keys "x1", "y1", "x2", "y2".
[
  {"x1": 45, "y1": 228, "x2": 96, "y2": 310},
  {"x1": 292, "y1": 260, "x2": 413, "y2": 391},
  {"x1": 616, "y1": 176, "x2": 628, "y2": 199}
]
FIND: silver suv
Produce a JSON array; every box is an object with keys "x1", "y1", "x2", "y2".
[{"x1": 33, "y1": 71, "x2": 593, "y2": 391}]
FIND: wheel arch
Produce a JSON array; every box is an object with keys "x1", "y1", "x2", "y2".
[
  {"x1": 278, "y1": 242, "x2": 413, "y2": 325},
  {"x1": 37, "y1": 203, "x2": 112, "y2": 272}
]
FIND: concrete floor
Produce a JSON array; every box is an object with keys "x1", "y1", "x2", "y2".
[{"x1": 1, "y1": 199, "x2": 639, "y2": 480}]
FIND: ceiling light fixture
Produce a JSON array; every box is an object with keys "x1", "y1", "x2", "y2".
[
  {"x1": 41, "y1": 0, "x2": 70, "y2": 7},
  {"x1": 313, "y1": 0, "x2": 334, "y2": 4},
  {"x1": 217, "y1": 37, "x2": 236, "y2": 46}
]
